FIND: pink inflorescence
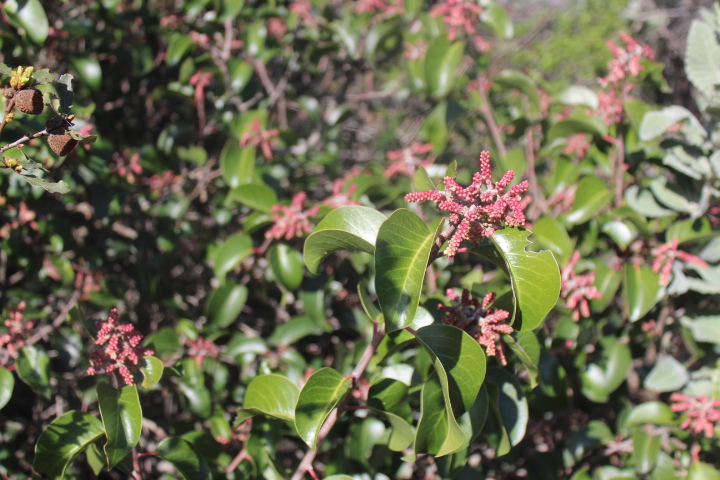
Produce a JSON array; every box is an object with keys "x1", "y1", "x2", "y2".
[
  {"x1": 86, "y1": 309, "x2": 154, "y2": 386},
  {"x1": 266, "y1": 191, "x2": 321, "y2": 240},
  {"x1": 671, "y1": 392, "x2": 720, "y2": 439},
  {"x1": 439, "y1": 289, "x2": 513, "y2": 365},
  {"x1": 405, "y1": 151, "x2": 528, "y2": 258},
  {"x1": 430, "y1": 0, "x2": 483, "y2": 42},
  {"x1": 240, "y1": 117, "x2": 280, "y2": 161},
  {"x1": 560, "y1": 251, "x2": 602, "y2": 321},
  {"x1": 651, "y1": 237, "x2": 708, "y2": 286},
  {"x1": 0, "y1": 302, "x2": 36, "y2": 361},
  {"x1": 598, "y1": 32, "x2": 655, "y2": 88},
  {"x1": 385, "y1": 142, "x2": 434, "y2": 178},
  {"x1": 186, "y1": 337, "x2": 221, "y2": 367}
]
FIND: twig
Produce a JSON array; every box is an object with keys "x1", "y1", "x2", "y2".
[
  {"x1": 0, "y1": 128, "x2": 49, "y2": 154},
  {"x1": 0, "y1": 95, "x2": 16, "y2": 137},
  {"x1": 27, "y1": 289, "x2": 81, "y2": 345},
  {"x1": 477, "y1": 83, "x2": 507, "y2": 158},
  {"x1": 524, "y1": 125, "x2": 545, "y2": 218}
]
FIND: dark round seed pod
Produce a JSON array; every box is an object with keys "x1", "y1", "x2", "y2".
[
  {"x1": 48, "y1": 134, "x2": 78, "y2": 157},
  {"x1": 15, "y1": 88, "x2": 43, "y2": 115}
]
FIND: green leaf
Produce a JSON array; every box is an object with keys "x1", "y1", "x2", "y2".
[
  {"x1": 235, "y1": 374, "x2": 300, "y2": 426},
  {"x1": 580, "y1": 336, "x2": 632, "y2": 403},
  {"x1": 685, "y1": 20, "x2": 720, "y2": 100},
  {"x1": 530, "y1": 216, "x2": 573, "y2": 264},
  {"x1": 485, "y1": 368, "x2": 528, "y2": 447},
  {"x1": 206, "y1": 283, "x2": 248, "y2": 328},
  {"x1": 650, "y1": 177, "x2": 696, "y2": 214},
  {"x1": 556, "y1": 85, "x2": 599, "y2": 109},
  {"x1": 57, "y1": 74, "x2": 74, "y2": 115},
  {"x1": 623, "y1": 263, "x2": 662, "y2": 322},
  {"x1": 547, "y1": 117, "x2": 607, "y2": 142},
  {"x1": 483, "y1": 379, "x2": 511, "y2": 456},
  {"x1": 269, "y1": 243, "x2": 304, "y2": 290},
  {"x1": 624, "y1": 402, "x2": 676, "y2": 428},
  {"x1": 17, "y1": 174, "x2": 71, "y2": 194},
  {"x1": 644, "y1": 356, "x2": 688, "y2": 393},
  {"x1": 269, "y1": 315, "x2": 328, "y2": 346},
  {"x1": 413, "y1": 166, "x2": 436, "y2": 193},
  {"x1": 415, "y1": 372, "x2": 466, "y2": 456},
  {"x1": 210, "y1": 407, "x2": 232, "y2": 443},
  {"x1": 471, "y1": 227, "x2": 561, "y2": 331},
  {"x1": 375, "y1": 209, "x2": 435, "y2": 331},
  {"x1": 221, "y1": 141, "x2": 255, "y2": 189},
  {"x1": 139, "y1": 356, "x2": 164, "y2": 388},
  {"x1": 70, "y1": 57, "x2": 102, "y2": 91},
  {"x1": 633, "y1": 429, "x2": 661, "y2": 474},
  {"x1": 0, "y1": 63, "x2": 12, "y2": 76},
  {"x1": 220, "y1": 0, "x2": 244, "y2": 20},
  {"x1": 667, "y1": 218, "x2": 716, "y2": 245},
  {"x1": 228, "y1": 181, "x2": 278, "y2": 213},
  {"x1": 688, "y1": 462, "x2": 720, "y2": 480},
  {"x1": 639, "y1": 106, "x2": 699, "y2": 141},
  {"x1": 156, "y1": 437, "x2": 212, "y2": 480},
  {"x1": 4, "y1": 0, "x2": 49, "y2": 45},
  {"x1": 0, "y1": 367, "x2": 14, "y2": 410},
  {"x1": 166, "y1": 33, "x2": 195, "y2": 67},
  {"x1": 493, "y1": 70, "x2": 539, "y2": 111},
  {"x1": 369, "y1": 407, "x2": 414, "y2": 451},
  {"x1": 689, "y1": 315, "x2": 720, "y2": 345},
  {"x1": 34, "y1": 411, "x2": 105, "y2": 478},
  {"x1": 625, "y1": 185, "x2": 675, "y2": 218},
  {"x1": 566, "y1": 176, "x2": 613, "y2": 225},
  {"x1": 481, "y1": 4, "x2": 513, "y2": 39},
  {"x1": 16, "y1": 345, "x2": 51, "y2": 399},
  {"x1": 295, "y1": 368, "x2": 351, "y2": 450},
  {"x1": 504, "y1": 332, "x2": 541, "y2": 389},
  {"x1": 416, "y1": 324, "x2": 486, "y2": 415},
  {"x1": 97, "y1": 383, "x2": 142, "y2": 469},
  {"x1": 178, "y1": 358, "x2": 212, "y2": 418},
  {"x1": 425, "y1": 37, "x2": 465, "y2": 98},
  {"x1": 213, "y1": 233, "x2": 253, "y2": 283},
  {"x1": 304, "y1": 206, "x2": 387, "y2": 275}
]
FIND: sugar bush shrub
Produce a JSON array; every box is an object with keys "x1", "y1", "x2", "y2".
[{"x1": 1, "y1": 1, "x2": 720, "y2": 479}]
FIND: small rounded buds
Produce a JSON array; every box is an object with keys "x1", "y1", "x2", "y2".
[
  {"x1": 48, "y1": 134, "x2": 78, "y2": 157},
  {"x1": 15, "y1": 88, "x2": 44, "y2": 115}
]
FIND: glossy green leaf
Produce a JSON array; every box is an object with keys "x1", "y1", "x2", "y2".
[
  {"x1": 4, "y1": 0, "x2": 49, "y2": 45},
  {"x1": 97, "y1": 383, "x2": 142, "y2": 469},
  {"x1": 269, "y1": 315, "x2": 328, "y2": 346},
  {"x1": 580, "y1": 337, "x2": 632, "y2": 403},
  {"x1": 650, "y1": 177, "x2": 696, "y2": 214},
  {"x1": 221, "y1": 141, "x2": 255, "y2": 189},
  {"x1": 689, "y1": 315, "x2": 720, "y2": 345},
  {"x1": 34, "y1": 411, "x2": 105, "y2": 478},
  {"x1": 425, "y1": 37, "x2": 465, "y2": 98},
  {"x1": 178, "y1": 358, "x2": 212, "y2": 418},
  {"x1": 486, "y1": 368, "x2": 528, "y2": 447},
  {"x1": 415, "y1": 372, "x2": 466, "y2": 456},
  {"x1": 455, "y1": 385, "x2": 489, "y2": 453},
  {"x1": 139, "y1": 356, "x2": 164, "y2": 388},
  {"x1": 564, "y1": 420, "x2": 614, "y2": 466},
  {"x1": 416, "y1": 324, "x2": 486, "y2": 415},
  {"x1": 504, "y1": 332, "x2": 541, "y2": 389},
  {"x1": 556, "y1": 85, "x2": 599, "y2": 109},
  {"x1": 229, "y1": 181, "x2": 278, "y2": 213},
  {"x1": 623, "y1": 263, "x2": 662, "y2": 322},
  {"x1": 17, "y1": 174, "x2": 71, "y2": 194},
  {"x1": 625, "y1": 185, "x2": 675, "y2": 218},
  {"x1": 667, "y1": 218, "x2": 716, "y2": 245},
  {"x1": 413, "y1": 166, "x2": 436, "y2": 193},
  {"x1": 685, "y1": 20, "x2": 720, "y2": 100},
  {"x1": 602, "y1": 220, "x2": 637, "y2": 250},
  {"x1": 57, "y1": 73, "x2": 74, "y2": 115},
  {"x1": 566, "y1": 176, "x2": 613, "y2": 225},
  {"x1": 644, "y1": 356, "x2": 688, "y2": 392},
  {"x1": 156, "y1": 437, "x2": 212, "y2": 480},
  {"x1": 633, "y1": 429, "x2": 661, "y2": 474},
  {"x1": 0, "y1": 367, "x2": 14, "y2": 410},
  {"x1": 624, "y1": 401, "x2": 676, "y2": 428},
  {"x1": 235, "y1": 374, "x2": 300, "y2": 425},
  {"x1": 70, "y1": 57, "x2": 102, "y2": 91},
  {"x1": 471, "y1": 227, "x2": 561, "y2": 331},
  {"x1": 16, "y1": 345, "x2": 51, "y2": 399},
  {"x1": 530, "y1": 216, "x2": 573, "y2": 264},
  {"x1": 269, "y1": 243, "x2": 304, "y2": 290},
  {"x1": 481, "y1": 3, "x2": 513, "y2": 39},
  {"x1": 369, "y1": 408, "x2": 414, "y2": 451},
  {"x1": 547, "y1": 116, "x2": 607, "y2": 142},
  {"x1": 206, "y1": 283, "x2": 248, "y2": 328},
  {"x1": 246, "y1": 21, "x2": 267, "y2": 57},
  {"x1": 214, "y1": 233, "x2": 253, "y2": 283},
  {"x1": 304, "y1": 206, "x2": 387, "y2": 275},
  {"x1": 483, "y1": 379, "x2": 511, "y2": 456},
  {"x1": 493, "y1": 70, "x2": 539, "y2": 111},
  {"x1": 166, "y1": 33, "x2": 194, "y2": 67},
  {"x1": 368, "y1": 378, "x2": 411, "y2": 419},
  {"x1": 295, "y1": 368, "x2": 351, "y2": 450},
  {"x1": 688, "y1": 462, "x2": 720, "y2": 480},
  {"x1": 210, "y1": 407, "x2": 232, "y2": 443},
  {"x1": 639, "y1": 106, "x2": 699, "y2": 141},
  {"x1": 375, "y1": 209, "x2": 436, "y2": 331},
  {"x1": 220, "y1": 0, "x2": 244, "y2": 20}
]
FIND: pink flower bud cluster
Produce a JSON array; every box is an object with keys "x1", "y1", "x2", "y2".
[
  {"x1": 240, "y1": 117, "x2": 280, "y2": 161},
  {"x1": 405, "y1": 151, "x2": 528, "y2": 258},
  {"x1": 439, "y1": 289, "x2": 513, "y2": 365},
  {"x1": 186, "y1": 337, "x2": 221, "y2": 367},
  {"x1": 266, "y1": 191, "x2": 320, "y2": 240},
  {"x1": 670, "y1": 392, "x2": 720, "y2": 439},
  {"x1": 385, "y1": 142, "x2": 434, "y2": 178},
  {"x1": 560, "y1": 251, "x2": 602, "y2": 321},
  {"x1": 563, "y1": 133, "x2": 592, "y2": 160},
  {"x1": 430, "y1": 0, "x2": 483, "y2": 42},
  {"x1": 0, "y1": 302, "x2": 36, "y2": 361},
  {"x1": 598, "y1": 32, "x2": 655, "y2": 88},
  {"x1": 322, "y1": 168, "x2": 362, "y2": 209},
  {"x1": 595, "y1": 90, "x2": 625, "y2": 126},
  {"x1": 86, "y1": 309, "x2": 153, "y2": 386},
  {"x1": 651, "y1": 237, "x2": 708, "y2": 286}
]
